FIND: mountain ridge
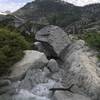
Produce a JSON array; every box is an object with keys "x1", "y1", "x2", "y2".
[{"x1": 1, "y1": 0, "x2": 100, "y2": 34}]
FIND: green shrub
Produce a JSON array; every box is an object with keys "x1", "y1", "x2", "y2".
[
  {"x1": 80, "y1": 32, "x2": 100, "y2": 60},
  {"x1": 81, "y1": 32, "x2": 100, "y2": 50},
  {"x1": 0, "y1": 27, "x2": 30, "y2": 76}
]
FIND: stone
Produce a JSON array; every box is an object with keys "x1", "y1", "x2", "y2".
[
  {"x1": 35, "y1": 25, "x2": 71, "y2": 56},
  {"x1": 9, "y1": 50, "x2": 48, "y2": 81},
  {"x1": 61, "y1": 40, "x2": 100, "y2": 100},
  {"x1": 34, "y1": 42, "x2": 53, "y2": 58},
  {"x1": 47, "y1": 59, "x2": 59, "y2": 73}
]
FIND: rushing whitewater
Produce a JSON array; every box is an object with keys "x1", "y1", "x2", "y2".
[{"x1": 13, "y1": 80, "x2": 56, "y2": 100}]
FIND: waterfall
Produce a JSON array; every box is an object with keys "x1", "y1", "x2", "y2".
[{"x1": 13, "y1": 80, "x2": 56, "y2": 100}]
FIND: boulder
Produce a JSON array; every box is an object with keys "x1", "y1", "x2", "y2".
[
  {"x1": 35, "y1": 25, "x2": 71, "y2": 56},
  {"x1": 0, "y1": 50, "x2": 49, "y2": 97},
  {"x1": 9, "y1": 50, "x2": 48, "y2": 81},
  {"x1": 61, "y1": 40, "x2": 100, "y2": 100},
  {"x1": 34, "y1": 42, "x2": 53, "y2": 58},
  {"x1": 47, "y1": 59, "x2": 59, "y2": 73}
]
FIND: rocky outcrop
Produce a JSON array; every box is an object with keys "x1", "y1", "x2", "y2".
[
  {"x1": 0, "y1": 50, "x2": 49, "y2": 96},
  {"x1": 54, "y1": 91, "x2": 91, "y2": 100},
  {"x1": 35, "y1": 25, "x2": 71, "y2": 57},
  {"x1": 61, "y1": 40, "x2": 100, "y2": 100},
  {"x1": 10, "y1": 50, "x2": 48, "y2": 81},
  {"x1": 34, "y1": 41, "x2": 58, "y2": 59},
  {"x1": 0, "y1": 25, "x2": 100, "y2": 100}
]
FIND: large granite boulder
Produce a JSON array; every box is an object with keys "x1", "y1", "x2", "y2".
[
  {"x1": 19, "y1": 69, "x2": 49, "y2": 90},
  {"x1": 35, "y1": 25, "x2": 71, "y2": 56},
  {"x1": 0, "y1": 50, "x2": 49, "y2": 96},
  {"x1": 47, "y1": 59, "x2": 59, "y2": 73},
  {"x1": 61, "y1": 40, "x2": 100, "y2": 100},
  {"x1": 10, "y1": 50, "x2": 48, "y2": 80}
]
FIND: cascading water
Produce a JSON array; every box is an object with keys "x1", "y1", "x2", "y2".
[{"x1": 13, "y1": 80, "x2": 56, "y2": 100}]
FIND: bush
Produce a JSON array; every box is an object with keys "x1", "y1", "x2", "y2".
[
  {"x1": 81, "y1": 32, "x2": 100, "y2": 50},
  {"x1": 80, "y1": 32, "x2": 100, "y2": 60},
  {"x1": 0, "y1": 27, "x2": 30, "y2": 76}
]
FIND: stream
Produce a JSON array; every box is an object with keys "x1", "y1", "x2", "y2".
[{"x1": 13, "y1": 79, "x2": 57, "y2": 100}]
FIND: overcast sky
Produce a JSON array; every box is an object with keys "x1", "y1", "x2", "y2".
[{"x1": 0, "y1": 0, "x2": 100, "y2": 12}]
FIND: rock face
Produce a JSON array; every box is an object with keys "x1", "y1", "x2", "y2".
[
  {"x1": 54, "y1": 91, "x2": 91, "y2": 100},
  {"x1": 35, "y1": 25, "x2": 99, "y2": 99},
  {"x1": 61, "y1": 40, "x2": 100, "y2": 100},
  {"x1": 47, "y1": 59, "x2": 59, "y2": 73},
  {"x1": 35, "y1": 25, "x2": 71, "y2": 56},
  {"x1": 10, "y1": 50, "x2": 48, "y2": 80}
]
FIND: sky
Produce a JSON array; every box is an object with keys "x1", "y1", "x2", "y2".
[
  {"x1": 65, "y1": 0, "x2": 100, "y2": 6},
  {"x1": 0, "y1": 0, "x2": 33, "y2": 12},
  {"x1": 0, "y1": 0, "x2": 100, "y2": 12}
]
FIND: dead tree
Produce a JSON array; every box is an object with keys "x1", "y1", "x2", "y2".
[{"x1": 49, "y1": 84, "x2": 74, "y2": 95}]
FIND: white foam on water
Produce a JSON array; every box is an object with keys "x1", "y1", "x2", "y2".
[
  {"x1": 31, "y1": 79, "x2": 56, "y2": 97},
  {"x1": 13, "y1": 79, "x2": 56, "y2": 100},
  {"x1": 14, "y1": 89, "x2": 50, "y2": 100}
]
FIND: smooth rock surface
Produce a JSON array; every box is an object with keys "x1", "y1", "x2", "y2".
[
  {"x1": 61, "y1": 40, "x2": 100, "y2": 100},
  {"x1": 54, "y1": 91, "x2": 91, "y2": 100},
  {"x1": 34, "y1": 42, "x2": 54, "y2": 58},
  {"x1": 10, "y1": 50, "x2": 48, "y2": 80},
  {"x1": 35, "y1": 25, "x2": 71, "y2": 56}
]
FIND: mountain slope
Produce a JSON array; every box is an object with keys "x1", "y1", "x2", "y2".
[
  {"x1": 13, "y1": 0, "x2": 100, "y2": 33},
  {"x1": 1, "y1": 0, "x2": 100, "y2": 34},
  {"x1": 13, "y1": 0, "x2": 81, "y2": 27}
]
